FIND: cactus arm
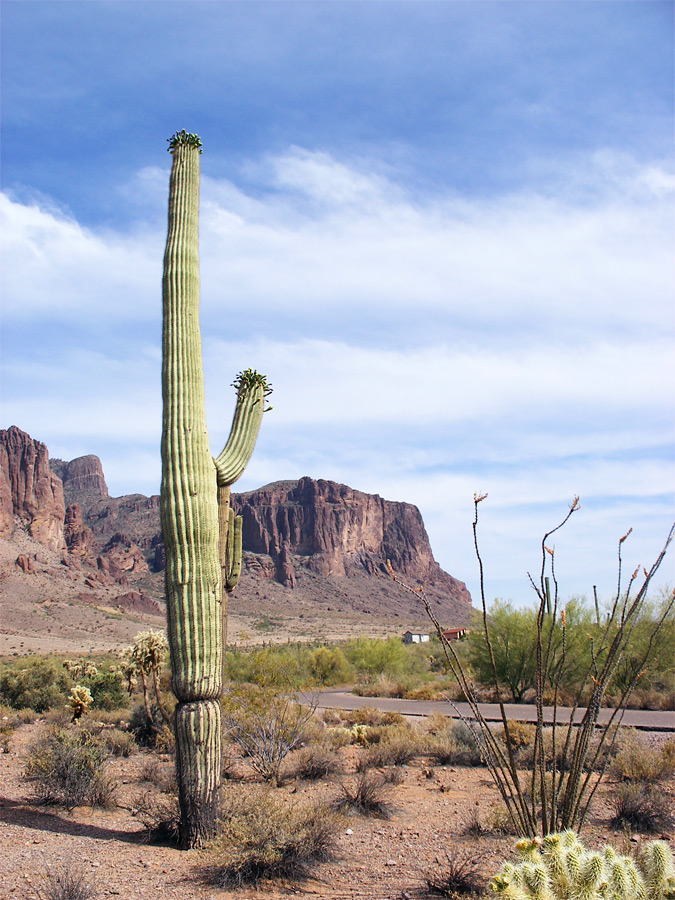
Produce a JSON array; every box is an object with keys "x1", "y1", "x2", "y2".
[{"x1": 214, "y1": 369, "x2": 270, "y2": 488}]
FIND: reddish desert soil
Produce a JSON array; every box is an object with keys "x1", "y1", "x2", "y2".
[{"x1": 1, "y1": 720, "x2": 673, "y2": 900}]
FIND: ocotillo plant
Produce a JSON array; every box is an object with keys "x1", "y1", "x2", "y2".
[{"x1": 161, "y1": 129, "x2": 270, "y2": 848}]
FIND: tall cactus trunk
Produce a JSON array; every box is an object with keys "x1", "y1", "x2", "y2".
[
  {"x1": 161, "y1": 135, "x2": 222, "y2": 848},
  {"x1": 160, "y1": 131, "x2": 271, "y2": 849}
]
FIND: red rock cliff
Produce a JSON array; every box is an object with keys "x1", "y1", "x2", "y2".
[
  {"x1": 0, "y1": 426, "x2": 66, "y2": 550},
  {"x1": 231, "y1": 476, "x2": 468, "y2": 601}
]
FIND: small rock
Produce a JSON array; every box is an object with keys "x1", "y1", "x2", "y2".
[
  {"x1": 345, "y1": 828, "x2": 353, "y2": 835},
  {"x1": 386, "y1": 860, "x2": 397, "y2": 866}
]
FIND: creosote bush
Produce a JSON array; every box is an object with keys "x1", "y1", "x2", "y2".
[
  {"x1": 222, "y1": 684, "x2": 316, "y2": 785},
  {"x1": 209, "y1": 784, "x2": 340, "y2": 886},
  {"x1": 25, "y1": 725, "x2": 115, "y2": 808}
]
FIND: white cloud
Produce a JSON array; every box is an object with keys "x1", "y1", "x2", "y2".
[{"x1": 1, "y1": 147, "x2": 673, "y2": 604}]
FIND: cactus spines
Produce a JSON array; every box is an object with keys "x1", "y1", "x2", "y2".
[
  {"x1": 490, "y1": 833, "x2": 674, "y2": 900},
  {"x1": 161, "y1": 131, "x2": 268, "y2": 847}
]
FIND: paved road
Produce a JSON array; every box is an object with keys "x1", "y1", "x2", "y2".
[{"x1": 306, "y1": 689, "x2": 675, "y2": 732}]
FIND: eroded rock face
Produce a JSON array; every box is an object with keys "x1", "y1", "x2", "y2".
[
  {"x1": 231, "y1": 476, "x2": 467, "y2": 599},
  {"x1": 0, "y1": 426, "x2": 65, "y2": 550},
  {"x1": 50, "y1": 455, "x2": 109, "y2": 505},
  {"x1": 64, "y1": 504, "x2": 95, "y2": 557}
]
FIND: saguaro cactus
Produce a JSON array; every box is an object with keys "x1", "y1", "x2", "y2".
[{"x1": 161, "y1": 130, "x2": 269, "y2": 848}]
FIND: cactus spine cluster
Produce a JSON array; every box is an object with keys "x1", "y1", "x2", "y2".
[
  {"x1": 161, "y1": 131, "x2": 268, "y2": 848},
  {"x1": 490, "y1": 831, "x2": 675, "y2": 900}
]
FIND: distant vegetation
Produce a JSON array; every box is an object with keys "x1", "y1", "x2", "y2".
[{"x1": 1, "y1": 594, "x2": 673, "y2": 717}]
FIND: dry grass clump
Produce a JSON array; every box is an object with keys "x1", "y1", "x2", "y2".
[
  {"x1": 425, "y1": 719, "x2": 482, "y2": 767},
  {"x1": 138, "y1": 757, "x2": 177, "y2": 793},
  {"x1": 333, "y1": 770, "x2": 394, "y2": 818},
  {"x1": 608, "y1": 783, "x2": 674, "y2": 834},
  {"x1": 292, "y1": 742, "x2": 342, "y2": 780},
  {"x1": 361, "y1": 725, "x2": 421, "y2": 767},
  {"x1": 102, "y1": 728, "x2": 136, "y2": 758},
  {"x1": 423, "y1": 849, "x2": 484, "y2": 897},
  {"x1": 34, "y1": 861, "x2": 99, "y2": 900},
  {"x1": 209, "y1": 784, "x2": 340, "y2": 886},
  {"x1": 610, "y1": 735, "x2": 675, "y2": 783},
  {"x1": 130, "y1": 789, "x2": 181, "y2": 844},
  {"x1": 24, "y1": 725, "x2": 115, "y2": 808}
]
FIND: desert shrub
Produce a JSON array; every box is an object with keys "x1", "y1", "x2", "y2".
[
  {"x1": 128, "y1": 702, "x2": 174, "y2": 752},
  {"x1": 25, "y1": 726, "x2": 115, "y2": 808},
  {"x1": 223, "y1": 684, "x2": 316, "y2": 785},
  {"x1": 333, "y1": 770, "x2": 393, "y2": 818},
  {"x1": 424, "y1": 849, "x2": 484, "y2": 898},
  {"x1": 131, "y1": 789, "x2": 180, "y2": 844},
  {"x1": 103, "y1": 728, "x2": 136, "y2": 758},
  {"x1": 0, "y1": 656, "x2": 71, "y2": 711},
  {"x1": 292, "y1": 743, "x2": 342, "y2": 780},
  {"x1": 364, "y1": 725, "x2": 421, "y2": 767},
  {"x1": 83, "y1": 666, "x2": 128, "y2": 711},
  {"x1": 34, "y1": 861, "x2": 99, "y2": 900},
  {"x1": 138, "y1": 757, "x2": 177, "y2": 792},
  {"x1": 308, "y1": 645, "x2": 353, "y2": 685},
  {"x1": 448, "y1": 721, "x2": 483, "y2": 766},
  {"x1": 610, "y1": 737, "x2": 675, "y2": 783},
  {"x1": 323, "y1": 726, "x2": 352, "y2": 749},
  {"x1": 210, "y1": 784, "x2": 340, "y2": 886},
  {"x1": 404, "y1": 682, "x2": 445, "y2": 701},
  {"x1": 609, "y1": 783, "x2": 675, "y2": 833},
  {"x1": 352, "y1": 679, "x2": 407, "y2": 698}
]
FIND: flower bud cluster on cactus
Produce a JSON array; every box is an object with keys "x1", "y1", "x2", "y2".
[{"x1": 490, "y1": 831, "x2": 675, "y2": 900}]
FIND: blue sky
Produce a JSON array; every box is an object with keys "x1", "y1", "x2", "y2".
[{"x1": 1, "y1": 1, "x2": 674, "y2": 608}]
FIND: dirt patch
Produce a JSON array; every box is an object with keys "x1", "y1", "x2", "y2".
[{"x1": 1, "y1": 720, "x2": 673, "y2": 900}]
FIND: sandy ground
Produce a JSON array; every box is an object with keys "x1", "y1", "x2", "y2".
[{"x1": 1, "y1": 717, "x2": 673, "y2": 900}]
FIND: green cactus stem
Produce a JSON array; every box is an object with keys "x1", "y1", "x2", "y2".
[
  {"x1": 161, "y1": 132, "x2": 268, "y2": 848},
  {"x1": 490, "y1": 832, "x2": 675, "y2": 900}
]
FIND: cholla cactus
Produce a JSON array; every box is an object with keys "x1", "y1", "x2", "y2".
[
  {"x1": 490, "y1": 832, "x2": 675, "y2": 900},
  {"x1": 63, "y1": 660, "x2": 98, "y2": 680},
  {"x1": 122, "y1": 630, "x2": 171, "y2": 726},
  {"x1": 67, "y1": 685, "x2": 93, "y2": 722}
]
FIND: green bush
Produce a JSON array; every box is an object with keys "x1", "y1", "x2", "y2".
[
  {"x1": 83, "y1": 666, "x2": 127, "y2": 710},
  {"x1": 0, "y1": 657, "x2": 71, "y2": 711},
  {"x1": 25, "y1": 725, "x2": 115, "y2": 808}
]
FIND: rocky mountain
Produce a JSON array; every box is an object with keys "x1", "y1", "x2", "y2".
[{"x1": 0, "y1": 427, "x2": 471, "y2": 653}]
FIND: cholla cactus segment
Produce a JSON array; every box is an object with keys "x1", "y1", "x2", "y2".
[
  {"x1": 641, "y1": 842, "x2": 675, "y2": 900},
  {"x1": 67, "y1": 685, "x2": 93, "y2": 722},
  {"x1": 491, "y1": 834, "x2": 674, "y2": 900}
]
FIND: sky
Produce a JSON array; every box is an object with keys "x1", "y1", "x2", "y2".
[{"x1": 1, "y1": 1, "x2": 674, "y2": 610}]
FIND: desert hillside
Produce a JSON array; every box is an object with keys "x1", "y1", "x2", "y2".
[{"x1": 0, "y1": 427, "x2": 471, "y2": 655}]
